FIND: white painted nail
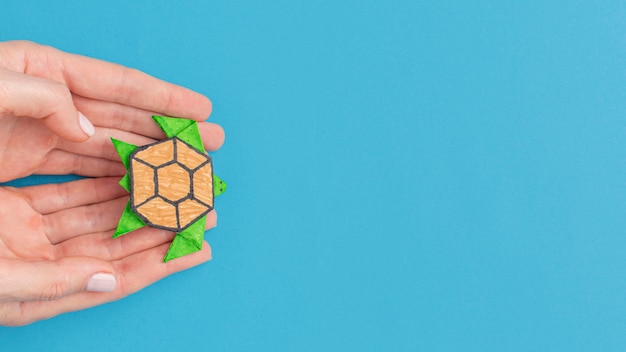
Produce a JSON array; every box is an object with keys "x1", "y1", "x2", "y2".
[
  {"x1": 78, "y1": 111, "x2": 95, "y2": 137},
  {"x1": 86, "y1": 273, "x2": 117, "y2": 292}
]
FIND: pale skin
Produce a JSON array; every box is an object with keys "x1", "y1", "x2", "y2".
[{"x1": 0, "y1": 41, "x2": 225, "y2": 326}]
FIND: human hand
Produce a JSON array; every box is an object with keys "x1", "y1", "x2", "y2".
[
  {"x1": 0, "y1": 41, "x2": 225, "y2": 326},
  {"x1": 0, "y1": 40, "x2": 224, "y2": 182},
  {"x1": 0, "y1": 177, "x2": 217, "y2": 326}
]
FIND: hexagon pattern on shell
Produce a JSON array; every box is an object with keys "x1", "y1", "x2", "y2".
[
  {"x1": 130, "y1": 137, "x2": 214, "y2": 232},
  {"x1": 112, "y1": 115, "x2": 226, "y2": 262}
]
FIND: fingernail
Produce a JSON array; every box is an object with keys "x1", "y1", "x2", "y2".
[
  {"x1": 78, "y1": 111, "x2": 95, "y2": 137},
  {"x1": 86, "y1": 273, "x2": 116, "y2": 292}
]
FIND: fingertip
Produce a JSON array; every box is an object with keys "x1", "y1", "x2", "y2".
[
  {"x1": 78, "y1": 111, "x2": 95, "y2": 137},
  {"x1": 203, "y1": 240, "x2": 213, "y2": 261},
  {"x1": 205, "y1": 210, "x2": 217, "y2": 230},
  {"x1": 200, "y1": 122, "x2": 225, "y2": 151},
  {"x1": 183, "y1": 92, "x2": 212, "y2": 121},
  {"x1": 211, "y1": 123, "x2": 225, "y2": 150},
  {"x1": 46, "y1": 84, "x2": 93, "y2": 142},
  {"x1": 204, "y1": 96, "x2": 213, "y2": 119},
  {"x1": 85, "y1": 273, "x2": 117, "y2": 292}
]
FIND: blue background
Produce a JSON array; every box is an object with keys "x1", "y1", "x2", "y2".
[{"x1": 1, "y1": 0, "x2": 626, "y2": 350}]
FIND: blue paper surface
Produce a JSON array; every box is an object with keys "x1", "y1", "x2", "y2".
[{"x1": 1, "y1": 1, "x2": 626, "y2": 351}]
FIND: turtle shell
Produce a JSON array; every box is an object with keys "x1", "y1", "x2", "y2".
[{"x1": 129, "y1": 137, "x2": 213, "y2": 232}]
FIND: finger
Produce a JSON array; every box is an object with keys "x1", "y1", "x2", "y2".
[
  {"x1": 50, "y1": 46, "x2": 212, "y2": 121},
  {"x1": 3, "y1": 41, "x2": 211, "y2": 122},
  {"x1": 72, "y1": 94, "x2": 166, "y2": 139},
  {"x1": 56, "y1": 122, "x2": 225, "y2": 163},
  {"x1": 56, "y1": 127, "x2": 157, "y2": 162},
  {"x1": 44, "y1": 197, "x2": 127, "y2": 244},
  {"x1": 0, "y1": 257, "x2": 115, "y2": 304},
  {"x1": 112, "y1": 239, "x2": 212, "y2": 293},
  {"x1": 74, "y1": 95, "x2": 225, "y2": 150},
  {"x1": 35, "y1": 150, "x2": 126, "y2": 177},
  {"x1": 199, "y1": 121, "x2": 226, "y2": 151},
  {"x1": 56, "y1": 210, "x2": 217, "y2": 260},
  {"x1": 1, "y1": 240, "x2": 211, "y2": 326},
  {"x1": 56, "y1": 229, "x2": 174, "y2": 262},
  {"x1": 18, "y1": 177, "x2": 127, "y2": 215},
  {"x1": 0, "y1": 67, "x2": 94, "y2": 142}
]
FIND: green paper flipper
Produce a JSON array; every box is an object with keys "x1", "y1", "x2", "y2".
[
  {"x1": 111, "y1": 138, "x2": 138, "y2": 169},
  {"x1": 177, "y1": 124, "x2": 206, "y2": 153},
  {"x1": 152, "y1": 115, "x2": 196, "y2": 138},
  {"x1": 119, "y1": 173, "x2": 130, "y2": 192},
  {"x1": 114, "y1": 202, "x2": 146, "y2": 237},
  {"x1": 163, "y1": 216, "x2": 207, "y2": 262}
]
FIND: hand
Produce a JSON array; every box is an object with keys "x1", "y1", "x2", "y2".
[
  {"x1": 0, "y1": 177, "x2": 217, "y2": 326},
  {"x1": 0, "y1": 40, "x2": 225, "y2": 182},
  {"x1": 0, "y1": 40, "x2": 226, "y2": 326}
]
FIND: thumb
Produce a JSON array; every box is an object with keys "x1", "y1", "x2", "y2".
[
  {"x1": 0, "y1": 257, "x2": 117, "y2": 303},
  {"x1": 0, "y1": 67, "x2": 95, "y2": 142}
]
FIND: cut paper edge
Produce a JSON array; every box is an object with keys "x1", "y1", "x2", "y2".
[
  {"x1": 163, "y1": 236, "x2": 203, "y2": 262},
  {"x1": 152, "y1": 115, "x2": 196, "y2": 139},
  {"x1": 119, "y1": 173, "x2": 130, "y2": 192},
  {"x1": 113, "y1": 201, "x2": 146, "y2": 238},
  {"x1": 176, "y1": 124, "x2": 205, "y2": 153},
  {"x1": 163, "y1": 216, "x2": 206, "y2": 262},
  {"x1": 111, "y1": 138, "x2": 138, "y2": 169}
]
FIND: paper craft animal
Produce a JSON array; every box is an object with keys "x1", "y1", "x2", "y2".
[{"x1": 111, "y1": 115, "x2": 226, "y2": 262}]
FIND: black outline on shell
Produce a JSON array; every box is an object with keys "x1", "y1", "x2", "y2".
[{"x1": 129, "y1": 137, "x2": 214, "y2": 232}]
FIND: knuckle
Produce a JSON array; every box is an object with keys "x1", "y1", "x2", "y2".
[
  {"x1": 0, "y1": 303, "x2": 27, "y2": 327},
  {"x1": 49, "y1": 82, "x2": 73, "y2": 103},
  {"x1": 39, "y1": 279, "x2": 69, "y2": 301},
  {"x1": 72, "y1": 154, "x2": 84, "y2": 173},
  {"x1": 39, "y1": 83, "x2": 74, "y2": 119}
]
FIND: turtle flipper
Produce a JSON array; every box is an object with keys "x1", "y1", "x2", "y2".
[
  {"x1": 152, "y1": 115, "x2": 206, "y2": 152},
  {"x1": 111, "y1": 138, "x2": 138, "y2": 168},
  {"x1": 114, "y1": 202, "x2": 146, "y2": 237},
  {"x1": 163, "y1": 215, "x2": 207, "y2": 262},
  {"x1": 112, "y1": 138, "x2": 138, "y2": 192},
  {"x1": 152, "y1": 115, "x2": 196, "y2": 138},
  {"x1": 118, "y1": 173, "x2": 131, "y2": 192}
]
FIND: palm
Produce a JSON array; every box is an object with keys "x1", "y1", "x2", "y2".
[
  {"x1": 0, "y1": 178, "x2": 215, "y2": 326},
  {"x1": 0, "y1": 116, "x2": 58, "y2": 181},
  {"x1": 0, "y1": 186, "x2": 51, "y2": 260}
]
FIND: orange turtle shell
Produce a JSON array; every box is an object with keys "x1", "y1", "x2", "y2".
[{"x1": 129, "y1": 137, "x2": 213, "y2": 232}]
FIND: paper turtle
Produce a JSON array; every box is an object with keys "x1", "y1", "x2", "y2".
[{"x1": 111, "y1": 115, "x2": 226, "y2": 262}]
